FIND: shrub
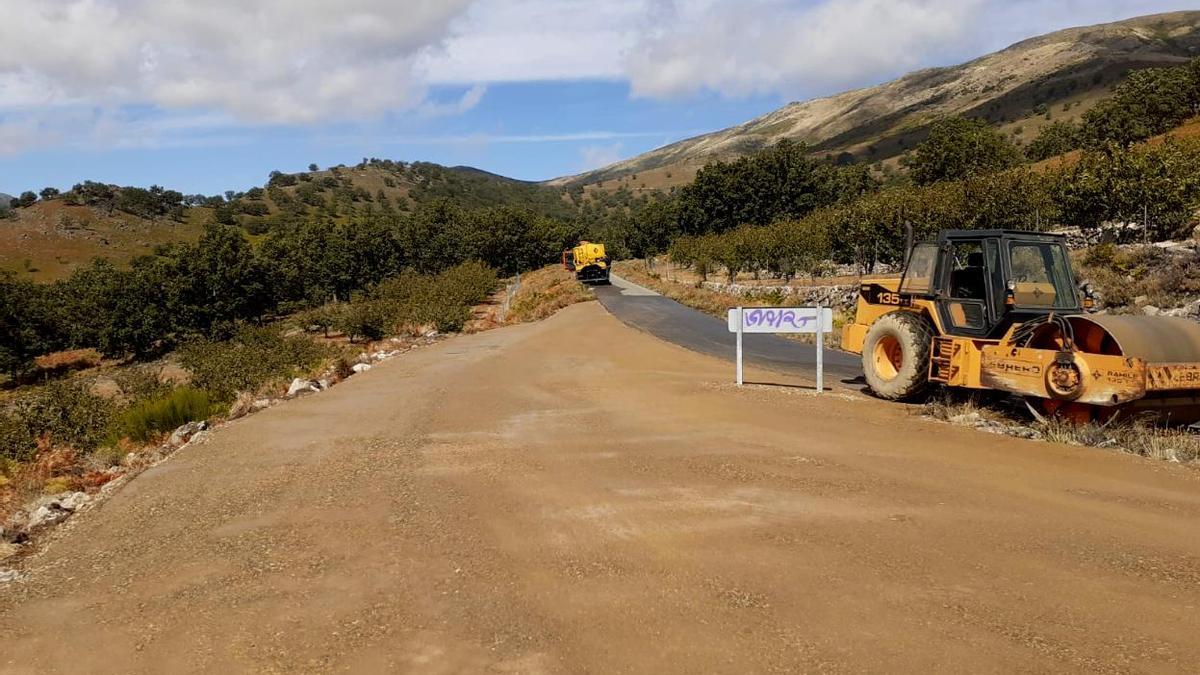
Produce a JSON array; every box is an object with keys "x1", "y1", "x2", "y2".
[
  {"x1": 297, "y1": 303, "x2": 341, "y2": 337},
  {"x1": 0, "y1": 412, "x2": 35, "y2": 463},
  {"x1": 109, "y1": 387, "x2": 214, "y2": 443},
  {"x1": 372, "y1": 263, "x2": 498, "y2": 333},
  {"x1": 335, "y1": 299, "x2": 389, "y2": 343},
  {"x1": 9, "y1": 380, "x2": 113, "y2": 453},
  {"x1": 180, "y1": 327, "x2": 331, "y2": 402},
  {"x1": 44, "y1": 476, "x2": 71, "y2": 494},
  {"x1": 437, "y1": 261, "x2": 498, "y2": 306}
]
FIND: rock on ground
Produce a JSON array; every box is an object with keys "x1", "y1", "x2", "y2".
[{"x1": 168, "y1": 421, "x2": 209, "y2": 446}]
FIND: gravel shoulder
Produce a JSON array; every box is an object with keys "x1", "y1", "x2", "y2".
[{"x1": 2, "y1": 301, "x2": 1199, "y2": 673}]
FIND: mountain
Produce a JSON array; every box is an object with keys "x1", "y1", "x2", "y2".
[
  {"x1": 552, "y1": 10, "x2": 1200, "y2": 190},
  {"x1": 0, "y1": 193, "x2": 12, "y2": 207}
]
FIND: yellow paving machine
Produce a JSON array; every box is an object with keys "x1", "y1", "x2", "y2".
[{"x1": 842, "y1": 229, "x2": 1200, "y2": 423}]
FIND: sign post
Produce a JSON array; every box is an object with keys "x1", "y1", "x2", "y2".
[
  {"x1": 736, "y1": 306, "x2": 744, "y2": 387},
  {"x1": 815, "y1": 301, "x2": 824, "y2": 394},
  {"x1": 727, "y1": 306, "x2": 834, "y2": 393}
]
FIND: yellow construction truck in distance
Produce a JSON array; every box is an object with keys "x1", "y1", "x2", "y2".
[
  {"x1": 842, "y1": 228, "x2": 1200, "y2": 424},
  {"x1": 562, "y1": 241, "x2": 611, "y2": 284}
]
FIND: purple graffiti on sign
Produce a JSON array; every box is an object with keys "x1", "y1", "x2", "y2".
[
  {"x1": 745, "y1": 308, "x2": 814, "y2": 330},
  {"x1": 729, "y1": 306, "x2": 830, "y2": 334}
]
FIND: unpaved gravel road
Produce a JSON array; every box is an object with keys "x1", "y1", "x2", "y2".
[{"x1": 3, "y1": 302, "x2": 1200, "y2": 673}]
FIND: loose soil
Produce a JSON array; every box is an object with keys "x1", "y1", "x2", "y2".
[{"x1": 2, "y1": 302, "x2": 1199, "y2": 673}]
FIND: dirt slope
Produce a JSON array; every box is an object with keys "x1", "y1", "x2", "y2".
[
  {"x1": 2, "y1": 302, "x2": 1199, "y2": 672},
  {"x1": 0, "y1": 201, "x2": 208, "y2": 281},
  {"x1": 554, "y1": 10, "x2": 1200, "y2": 190}
]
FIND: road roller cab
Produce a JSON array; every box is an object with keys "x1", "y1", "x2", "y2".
[{"x1": 842, "y1": 229, "x2": 1200, "y2": 423}]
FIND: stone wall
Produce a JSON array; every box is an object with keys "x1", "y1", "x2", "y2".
[{"x1": 699, "y1": 281, "x2": 859, "y2": 313}]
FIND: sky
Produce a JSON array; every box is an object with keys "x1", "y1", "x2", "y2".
[{"x1": 0, "y1": 0, "x2": 1194, "y2": 195}]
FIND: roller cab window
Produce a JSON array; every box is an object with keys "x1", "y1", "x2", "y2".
[
  {"x1": 900, "y1": 244, "x2": 939, "y2": 296},
  {"x1": 942, "y1": 242, "x2": 989, "y2": 332},
  {"x1": 1007, "y1": 242, "x2": 1078, "y2": 310}
]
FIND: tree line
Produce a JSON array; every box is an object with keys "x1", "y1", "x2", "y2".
[
  {"x1": 667, "y1": 135, "x2": 1200, "y2": 281},
  {"x1": 0, "y1": 201, "x2": 577, "y2": 376}
]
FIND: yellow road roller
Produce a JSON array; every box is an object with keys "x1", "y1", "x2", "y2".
[{"x1": 841, "y1": 229, "x2": 1200, "y2": 423}]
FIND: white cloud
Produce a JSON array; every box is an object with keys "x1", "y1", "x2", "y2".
[
  {"x1": 579, "y1": 143, "x2": 625, "y2": 171},
  {"x1": 0, "y1": 0, "x2": 474, "y2": 124},
  {"x1": 0, "y1": 0, "x2": 1192, "y2": 156},
  {"x1": 417, "y1": 85, "x2": 489, "y2": 117},
  {"x1": 421, "y1": 0, "x2": 1198, "y2": 98},
  {"x1": 317, "y1": 130, "x2": 686, "y2": 147},
  {"x1": 420, "y1": 0, "x2": 647, "y2": 83},
  {"x1": 624, "y1": 0, "x2": 984, "y2": 99}
]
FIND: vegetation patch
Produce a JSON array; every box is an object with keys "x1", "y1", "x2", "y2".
[
  {"x1": 506, "y1": 266, "x2": 595, "y2": 323},
  {"x1": 109, "y1": 388, "x2": 216, "y2": 444},
  {"x1": 1074, "y1": 244, "x2": 1200, "y2": 312},
  {"x1": 1, "y1": 380, "x2": 113, "y2": 461},
  {"x1": 179, "y1": 327, "x2": 332, "y2": 403}
]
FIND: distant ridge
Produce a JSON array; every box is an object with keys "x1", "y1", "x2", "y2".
[{"x1": 550, "y1": 10, "x2": 1200, "y2": 189}]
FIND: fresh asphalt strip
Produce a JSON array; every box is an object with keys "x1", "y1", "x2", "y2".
[{"x1": 593, "y1": 275, "x2": 864, "y2": 387}]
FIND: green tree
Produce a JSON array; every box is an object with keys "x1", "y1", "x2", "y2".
[
  {"x1": 1054, "y1": 139, "x2": 1200, "y2": 241},
  {"x1": 907, "y1": 117, "x2": 1022, "y2": 185},
  {"x1": 1025, "y1": 121, "x2": 1082, "y2": 161},
  {"x1": 773, "y1": 218, "x2": 831, "y2": 282},
  {"x1": 172, "y1": 224, "x2": 271, "y2": 336},
  {"x1": 0, "y1": 272, "x2": 44, "y2": 377},
  {"x1": 674, "y1": 139, "x2": 870, "y2": 235},
  {"x1": 1081, "y1": 64, "x2": 1200, "y2": 149}
]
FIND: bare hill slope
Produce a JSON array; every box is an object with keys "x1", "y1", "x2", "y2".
[{"x1": 554, "y1": 11, "x2": 1200, "y2": 189}]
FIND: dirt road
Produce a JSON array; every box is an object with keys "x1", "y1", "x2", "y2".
[{"x1": 3, "y1": 302, "x2": 1200, "y2": 673}]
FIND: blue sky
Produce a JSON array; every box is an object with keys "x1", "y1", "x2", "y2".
[{"x1": 0, "y1": 1, "x2": 1194, "y2": 195}]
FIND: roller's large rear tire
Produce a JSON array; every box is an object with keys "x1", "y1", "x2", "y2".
[{"x1": 862, "y1": 312, "x2": 934, "y2": 401}]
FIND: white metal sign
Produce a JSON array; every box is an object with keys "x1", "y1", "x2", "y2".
[
  {"x1": 726, "y1": 306, "x2": 833, "y2": 393},
  {"x1": 726, "y1": 307, "x2": 833, "y2": 334}
]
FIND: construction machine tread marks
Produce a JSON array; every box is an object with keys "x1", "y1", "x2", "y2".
[{"x1": 862, "y1": 311, "x2": 935, "y2": 401}]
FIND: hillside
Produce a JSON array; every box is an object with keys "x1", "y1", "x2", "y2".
[
  {"x1": 0, "y1": 161, "x2": 572, "y2": 281},
  {"x1": 0, "y1": 201, "x2": 209, "y2": 281},
  {"x1": 554, "y1": 10, "x2": 1200, "y2": 190}
]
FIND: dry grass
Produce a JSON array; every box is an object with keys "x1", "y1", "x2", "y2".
[
  {"x1": 922, "y1": 391, "x2": 1013, "y2": 425},
  {"x1": 505, "y1": 265, "x2": 595, "y2": 323},
  {"x1": 0, "y1": 200, "x2": 208, "y2": 282},
  {"x1": 923, "y1": 392, "x2": 1200, "y2": 465},
  {"x1": 1037, "y1": 417, "x2": 1200, "y2": 464},
  {"x1": 0, "y1": 440, "x2": 122, "y2": 526},
  {"x1": 33, "y1": 349, "x2": 103, "y2": 376}
]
